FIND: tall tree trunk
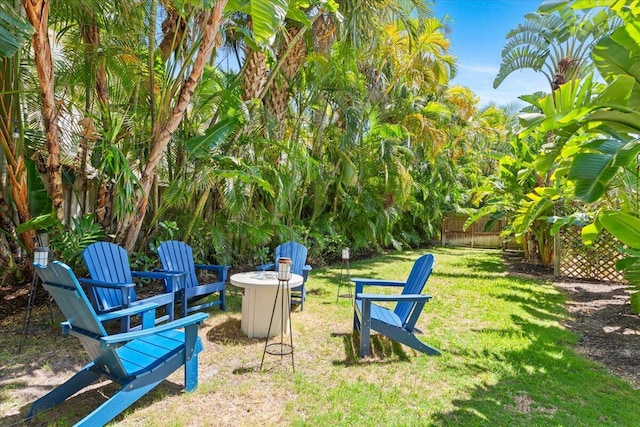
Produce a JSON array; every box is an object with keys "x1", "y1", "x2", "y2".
[
  {"x1": 243, "y1": 50, "x2": 268, "y2": 101},
  {"x1": 241, "y1": 18, "x2": 268, "y2": 102},
  {"x1": 265, "y1": 26, "x2": 307, "y2": 140},
  {"x1": 80, "y1": 20, "x2": 110, "y2": 109},
  {"x1": 0, "y1": 190, "x2": 22, "y2": 258},
  {"x1": 23, "y1": 0, "x2": 64, "y2": 223},
  {"x1": 312, "y1": 13, "x2": 335, "y2": 55},
  {"x1": 78, "y1": 19, "x2": 108, "y2": 215},
  {"x1": 118, "y1": 2, "x2": 227, "y2": 251},
  {"x1": 0, "y1": 56, "x2": 36, "y2": 252},
  {"x1": 158, "y1": 4, "x2": 186, "y2": 60}
]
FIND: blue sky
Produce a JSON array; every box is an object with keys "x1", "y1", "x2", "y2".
[{"x1": 433, "y1": 0, "x2": 550, "y2": 107}]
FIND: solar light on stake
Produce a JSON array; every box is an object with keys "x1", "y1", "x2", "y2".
[
  {"x1": 277, "y1": 257, "x2": 292, "y2": 281},
  {"x1": 34, "y1": 247, "x2": 49, "y2": 266},
  {"x1": 337, "y1": 247, "x2": 352, "y2": 300}
]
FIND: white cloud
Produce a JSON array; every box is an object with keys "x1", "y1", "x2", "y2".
[
  {"x1": 452, "y1": 62, "x2": 549, "y2": 107},
  {"x1": 456, "y1": 63, "x2": 499, "y2": 75}
]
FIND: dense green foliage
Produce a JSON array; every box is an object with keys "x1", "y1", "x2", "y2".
[
  {"x1": 5, "y1": 0, "x2": 640, "y2": 317},
  {"x1": 0, "y1": 0, "x2": 513, "y2": 280},
  {"x1": 482, "y1": 0, "x2": 640, "y2": 310}
]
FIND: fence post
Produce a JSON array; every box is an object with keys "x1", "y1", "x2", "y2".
[{"x1": 441, "y1": 218, "x2": 446, "y2": 246}]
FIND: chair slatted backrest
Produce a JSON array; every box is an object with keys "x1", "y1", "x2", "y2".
[
  {"x1": 394, "y1": 253, "x2": 435, "y2": 325},
  {"x1": 274, "y1": 242, "x2": 308, "y2": 277},
  {"x1": 83, "y1": 242, "x2": 136, "y2": 311},
  {"x1": 35, "y1": 262, "x2": 126, "y2": 377},
  {"x1": 157, "y1": 241, "x2": 200, "y2": 290}
]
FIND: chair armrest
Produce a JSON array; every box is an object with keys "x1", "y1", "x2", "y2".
[
  {"x1": 100, "y1": 313, "x2": 209, "y2": 348},
  {"x1": 351, "y1": 278, "x2": 406, "y2": 287},
  {"x1": 79, "y1": 278, "x2": 136, "y2": 308},
  {"x1": 302, "y1": 265, "x2": 312, "y2": 282},
  {"x1": 194, "y1": 264, "x2": 231, "y2": 282},
  {"x1": 79, "y1": 278, "x2": 136, "y2": 290},
  {"x1": 133, "y1": 270, "x2": 186, "y2": 292},
  {"x1": 154, "y1": 268, "x2": 184, "y2": 275},
  {"x1": 356, "y1": 293, "x2": 433, "y2": 303},
  {"x1": 132, "y1": 270, "x2": 184, "y2": 280},
  {"x1": 352, "y1": 278, "x2": 406, "y2": 295},
  {"x1": 255, "y1": 262, "x2": 275, "y2": 271},
  {"x1": 96, "y1": 302, "x2": 159, "y2": 322}
]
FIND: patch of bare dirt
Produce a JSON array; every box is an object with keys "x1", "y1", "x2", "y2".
[
  {"x1": 503, "y1": 251, "x2": 640, "y2": 389},
  {"x1": 0, "y1": 280, "x2": 33, "y2": 321}
]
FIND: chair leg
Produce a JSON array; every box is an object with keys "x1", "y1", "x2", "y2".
[
  {"x1": 220, "y1": 289, "x2": 226, "y2": 311},
  {"x1": 28, "y1": 364, "x2": 101, "y2": 419},
  {"x1": 184, "y1": 323, "x2": 200, "y2": 392},
  {"x1": 167, "y1": 299, "x2": 175, "y2": 322},
  {"x1": 74, "y1": 378, "x2": 163, "y2": 427},
  {"x1": 353, "y1": 304, "x2": 361, "y2": 331},
  {"x1": 394, "y1": 330, "x2": 441, "y2": 356},
  {"x1": 180, "y1": 290, "x2": 188, "y2": 318},
  {"x1": 359, "y1": 300, "x2": 372, "y2": 357},
  {"x1": 289, "y1": 286, "x2": 305, "y2": 311},
  {"x1": 184, "y1": 353, "x2": 199, "y2": 392}
]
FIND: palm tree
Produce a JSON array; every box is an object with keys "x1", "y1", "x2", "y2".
[
  {"x1": 22, "y1": 0, "x2": 65, "y2": 222},
  {"x1": 119, "y1": 2, "x2": 229, "y2": 250},
  {"x1": 265, "y1": 23, "x2": 309, "y2": 140},
  {"x1": 492, "y1": 4, "x2": 621, "y2": 265},
  {"x1": 0, "y1": 55, "x2": 35, "y2": 268},
  {"x1": 0, "y1": 3, "x2": 32, "y2": 58},
  {"x1": 494, "y1": 6, "x2": 620, "y2": 92}
]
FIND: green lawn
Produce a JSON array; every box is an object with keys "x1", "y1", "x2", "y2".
[{"x1": 2, "y1": 247, "x2": 638, "y2": 426}]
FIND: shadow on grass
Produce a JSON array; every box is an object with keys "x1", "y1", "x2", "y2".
[
  {"x1": 466, "y1": 258, "x2": 506, "y2": 274},
  {"x1": 429, "y1": 265, "x2": 639, "y2": 425},
  {"x1": 8, "y1": 380, "x2": 184, "y2": 427},
  {"x1": 330, "y1": 332, "x2": 410, "y2": 366},
  {"x1": 20, "y1": 380, "x2": 184, "y2": 427},
  {"x1": 2, "y1": 311, "x2": 87, "y2": 381},
  {"x1": 430, "y1": 318, "x2": 629, "y2": 425},
  {"x1": 206, "y1": 317, "x2": 262, "y2": 346}
]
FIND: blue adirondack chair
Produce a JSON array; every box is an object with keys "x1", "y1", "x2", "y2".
[
  {"x1": 256, "y1": 241, "x2": 312, "y2": 310},
  {"x1": 352, "y1": 253, "x2": 440, "y2": 358},
  {"x1": 29, "y1": 261, "x2": 207, "y2": 427},
  {"x1": 157, "y1": 240, "x2": 230, "y2": 316},
  {"x1": 82, "y1": 242, "x2": 183, "y2": 332}
]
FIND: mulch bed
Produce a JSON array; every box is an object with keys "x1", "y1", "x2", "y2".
[{"x1": 503, "y1": 251, "x2": 640, "y2": 389}]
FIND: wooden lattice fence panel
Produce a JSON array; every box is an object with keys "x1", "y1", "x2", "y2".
[{"x1": 558, "y1": 226, "x2": 625, "y2": 282}]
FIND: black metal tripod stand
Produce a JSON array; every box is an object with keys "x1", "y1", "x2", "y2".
[
  {"x1": 18, "y1": 263, "x2": 55, "y2": 353},
  {"x1": 260, "y1": 278, "x2": 295, "y2": 372}
]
